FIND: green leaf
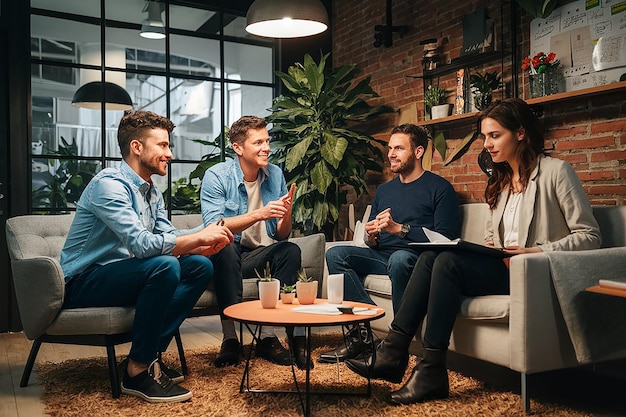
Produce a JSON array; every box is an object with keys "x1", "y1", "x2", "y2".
[
  {"x1": 320, "y1": 132, "x2": 348, "y2": 169},
  {"x1": 310, "y1": 160, "x2": 333, "y2": 194},
  {"x1": 285, "y1": 136, "x2": 314, "y2": 171},
  {"x1": 433, "y1": 131, "x2": 447, "y2": 161}
]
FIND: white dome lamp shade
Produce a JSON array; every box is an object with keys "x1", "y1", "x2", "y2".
[
  {"x1": 245, "y1": 0, "x2": 328, "y2": 38},
  {"x1": 71, "y1": 81, "x2": 133, "y2": 111},
  {"x1": 140, "y1": 1, "x2": 166, "y2": 39}
]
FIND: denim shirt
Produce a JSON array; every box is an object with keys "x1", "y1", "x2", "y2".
[
  {"x1": 60, "y1": 161, "x2": 182, "y2": 280},
  {"x1": 200, "y1": 157, "x2": 288, "y2": 244}
]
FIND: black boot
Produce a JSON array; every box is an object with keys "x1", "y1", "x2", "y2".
[
  {"x1": 290, "y1": 335, "x2": 314, "y2": 370},
  {"x1": 345, "y1": 329, "x2": 411, "y2": 383},
  {"x1": 387, "y1": 348, "x2": 449, "y2": 405},
  {"x1": 318, "y1": 324, "x2": 370, "y2": 363}
]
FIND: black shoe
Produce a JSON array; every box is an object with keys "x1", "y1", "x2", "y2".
[
  {"x1": 121, "y1": 359, "x2": 192, "y2": 403},
  {"x1": 256, "y1": 336, "x2": 293, "y2": 366},
  {"x1": 290, "y1": 335, "x2": 314, "y2": 371},
  {"x1": 214, "y1": 338, "x2": 241, "y2": 368},
  {"x1": 318, "y1": 324, "x2": 371, "y2": 363},
  {"x1": 119, "y1": 357, "x2": 184, "y2": 383}
]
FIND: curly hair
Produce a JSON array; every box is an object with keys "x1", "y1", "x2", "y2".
[
  {"x1": 117, "y1": 110, "x2": 175, "y2": 158},
  {"x1": 390, "y1": 124, "x2": 431, "y2": 150},
  {"x1": 229, "y1": 115, "x2": 267, "y2": 146},
  {"x1": 478, "y1": 98, "x2": 546, "y2": 209}
]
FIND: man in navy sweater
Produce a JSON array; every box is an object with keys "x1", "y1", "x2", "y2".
[{"x1": 320, "y1": 123, "x2": 458, "y2": 364}]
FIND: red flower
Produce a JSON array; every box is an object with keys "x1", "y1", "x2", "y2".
[{"x1": 521, "y1": 51, "x2": 559, "y2": 74}]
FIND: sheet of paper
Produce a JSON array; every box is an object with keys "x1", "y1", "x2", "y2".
[{"x1": 422, "y1": 227, "x2": 460, "y2": 243}]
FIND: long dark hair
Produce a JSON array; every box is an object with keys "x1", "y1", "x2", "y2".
[{"x1": 478, "y1": 98, "x2": 545, "y2": 209}]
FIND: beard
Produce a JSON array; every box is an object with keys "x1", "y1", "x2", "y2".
[{"x1": 390, "y1": 157, "x2": 415, "y2": 175}]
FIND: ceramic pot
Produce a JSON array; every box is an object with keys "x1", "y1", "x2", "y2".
[
  {"x1": 529, "y1": 70, "x2": 563, "y2": 98},
  {"x1": 431, "y1": 103, "x2": 453, "y2": 119},
  {"x1": 296, "y1": 281, "x2": 318, "y2": 305},
  {"x1": 258, "y1": 279, "x2": 280, "y2": 309},
  {"x1": 280, "y1": 292, "x2": 295, "y2": 304}
]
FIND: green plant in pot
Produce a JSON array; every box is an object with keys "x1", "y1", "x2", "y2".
[
  {"x1": 423, "y1": 85, "x2": 450, "y2": 119},
  {"x1": 280, "y1": 283, "x2": 296, "y2": 304},
  {"x1": 295, "y1": 268, "x2": 317, "y2": 305},
  {"x1": 255, "y1": 261, "x2": 280, "y2": 309},
  {"x1": 267, "y1": 53, "x2": 393, "y2": 239},
  {"x1": 469, "y1": 70, "x2": 501, "y2": 111}
]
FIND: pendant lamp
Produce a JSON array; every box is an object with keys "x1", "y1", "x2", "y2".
[
  {"x1": 245, "y1": 0, "x2": 328, "y2": 38},
  {"x1": 71, "y1": 81, "x2": 133, "y2": 111},
  {"x1": 140, "y1": 1, "x2": 166, "y2": 39}
]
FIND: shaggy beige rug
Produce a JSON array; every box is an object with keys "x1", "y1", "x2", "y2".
[{"x1": 37, "y1": 334, "x2": 591, "y2": 417}]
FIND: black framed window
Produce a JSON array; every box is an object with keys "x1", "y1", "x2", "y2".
[{"x1": 29, "y1": 0, "x2": 276, "y2": 214}]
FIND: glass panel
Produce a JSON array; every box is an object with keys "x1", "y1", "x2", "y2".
[
  {"x1": 124, "y1": 73, "x2": 167, "y2": 118},
  {"x1": 222, "y1": 14, "x2": 253, "y2": 39},
  {"x1": 225, "y1": 83, "x2": 273, "y2": 126},
  {"x1": 109, "y1": 27, "x2": 166, "y2": 72},
  {"x1": 224, "y1": 41, "x2": 273, "y2": 83},
  {"x1": 32, "y1": 158, "x2": 102, "y2": 210},
  {"x1": 170, "y1": 4, "x2": 217, "y2": 35},
  {"x1": 169, "y1": 76, "x2": 220, "y2": 153},
  {"x1": 31, "y1": 15, "x2": 100, "y2": 64},
  {"x1": 31, "y1": 0, "x2": 100, "y2": 18},
  {"x1": 169, "y1": 35, "x2": 219, "y2": 78},
  {"x1": 164, "y1": 162, "x2": 210, "y2": 214}
]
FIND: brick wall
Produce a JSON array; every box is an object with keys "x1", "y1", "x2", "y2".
[{"x1": 331, "y1": 0, "x2": 625, "y2": 230}]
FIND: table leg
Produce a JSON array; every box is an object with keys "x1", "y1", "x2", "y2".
[{"x1": 240, "y1": 323, "x2": 261, "y2": 393}]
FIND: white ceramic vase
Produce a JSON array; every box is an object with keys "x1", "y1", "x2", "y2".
[
  {"x1": 258, "y1": 279, "x2": 280, "y2": 309},
  {"x1": 296, "y1": 281, "x2": 318, "y2": 305},
  {"x1": 431, "y1": 103, "x2": 453, "y2": 119}
]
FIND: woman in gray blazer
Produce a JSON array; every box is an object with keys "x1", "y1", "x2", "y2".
[{"x1": 345, "y1": 98, "x2": 602, "y2": 405}]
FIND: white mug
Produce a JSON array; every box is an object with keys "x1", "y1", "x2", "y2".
[{"x1": 327, "y1": 273, "x2": 344, "y2": 304}]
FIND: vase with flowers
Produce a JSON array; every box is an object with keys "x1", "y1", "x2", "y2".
[{"x1": 521, "y1": 51, "x2": 563, "y2": 98}]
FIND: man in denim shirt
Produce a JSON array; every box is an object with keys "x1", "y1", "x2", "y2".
[
  {"x1": 60, "y1": 111, "x2": 233, "y2": 403},
  {"x1": 200, "y1": 116, "x2": 310, "y2": 370}
]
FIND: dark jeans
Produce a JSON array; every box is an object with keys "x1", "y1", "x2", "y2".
[
  {"x1": 64, "y1": 255, "x2": 212, "y2": 365},
  {"x1": 325, "y1": 245, "x2": 421, "y2": 312},
  {"x1": 391, "y1": 250, "x2": 510, "y2": 350},
  {"x1": 210, "y1": 240, "x2": 301, "y2": 317}
]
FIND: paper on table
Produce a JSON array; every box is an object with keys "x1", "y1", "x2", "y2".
[{"x1": 292, "y1": 303, "x2": 380, "y2": 316}]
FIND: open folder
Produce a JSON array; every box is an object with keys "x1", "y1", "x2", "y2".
[{"x1": 408, "y1": 227, "x2": 511, "y2": 258}]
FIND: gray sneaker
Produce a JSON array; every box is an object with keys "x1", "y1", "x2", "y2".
[{"x1": 121, "y1": 359, "x2": 191, "y2": 403}]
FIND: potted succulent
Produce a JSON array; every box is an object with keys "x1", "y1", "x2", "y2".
[
  {"x1": 424, "y1": 84, "x2": 451, "y2": 119},
  {"x1": 469, "y1": 70, "x2": 501, "y2": 111},
  {"x1": 280, "y1": 283, "x2": 296, "y2": 304},
  {"x1": 255, "y1": 261, "x2": 280, "y2": 309},
  {"x1": 295, "y1": 268, "x2": 318, "y2": 305}
]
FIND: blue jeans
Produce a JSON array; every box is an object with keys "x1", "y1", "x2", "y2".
[
  {"x1": 64, "y1": 255, "x2": 212, "y2": 365},
  {"x1": 325, "y1": 245, "x2": 421, "y2": 313}
]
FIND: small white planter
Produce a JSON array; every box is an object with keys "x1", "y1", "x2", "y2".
[
  {"x1": 431, "y1": 103, "x2": 453, "y2": 119},
  {"x1": 258, "y1": 279, "x2": 280, "y2": 309},
  {"x1": 296, "y1": 281, "x2": 318, "y2": 305}
]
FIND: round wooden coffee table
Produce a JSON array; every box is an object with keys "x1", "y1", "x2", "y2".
[{"x1": 224, "y1": 299, "x2": 385, "y2": 417}]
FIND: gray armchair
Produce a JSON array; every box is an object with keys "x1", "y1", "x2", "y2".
[{"x1": 6, "y1": 214, "x2": 139, "y2": 398}]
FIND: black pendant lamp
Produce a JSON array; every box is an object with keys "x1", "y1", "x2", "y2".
[
  {"x1": 71, "y1": 81, "x2": 133, "y2": 111},
  {"x1": 245, "y1": 0, "x2": 328, "y2": 38}
]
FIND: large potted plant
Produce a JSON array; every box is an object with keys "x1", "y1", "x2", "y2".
[{"x1": 267, "y1": 53, "x2": 393, "y2": 238}]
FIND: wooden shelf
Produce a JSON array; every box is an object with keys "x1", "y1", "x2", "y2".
[
  {"x1": 407, "y1": 51, "x2": 504, "y2": 79},
  {"x1": 417, "y1": 81, "x2": 626, "y2": 128},
  {"x1": 417, "y1": 112, "x2": 479, "y2": 127},
  {"x1": 526, "y1": 80, "x2": 626, "y2": 105}
]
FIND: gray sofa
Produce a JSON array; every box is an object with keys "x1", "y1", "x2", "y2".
[
  {"x1": 324, "y1": 203, "x2": 626, "y2": 412},
  {"x1": 5, "y1": 213, "x2": 325, "y2": 397}
]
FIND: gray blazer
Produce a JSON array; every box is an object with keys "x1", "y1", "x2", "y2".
[{"x1": 486, "y1": 155, "x2": 601, "y2": 251}]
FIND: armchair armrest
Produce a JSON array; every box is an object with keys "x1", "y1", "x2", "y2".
[
  {"x1": 11, "y1": 257, "x2": 65, "y2": 340},
  {"x1": 508, "y1": 253, "x2": 579, "y2": 374}
]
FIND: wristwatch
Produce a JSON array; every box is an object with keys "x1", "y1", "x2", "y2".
[{"x1": 399, "y1": 223, "x2": 411, "y2": 238}]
